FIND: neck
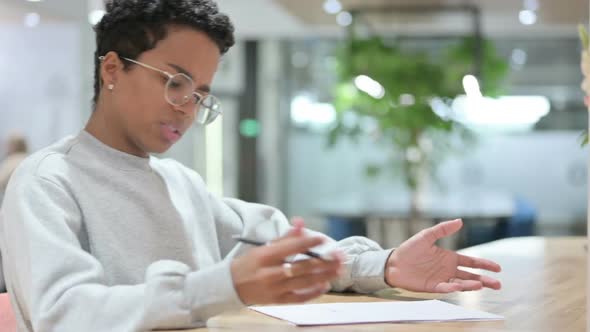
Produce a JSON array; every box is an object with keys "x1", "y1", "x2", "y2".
[{"x1": 85, "y1": 102, "x2": 149, "y2": 158}]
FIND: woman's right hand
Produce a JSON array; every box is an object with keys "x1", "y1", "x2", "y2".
[{"x1": 230, "y1": 220, "x2": 344, "y2": 305}]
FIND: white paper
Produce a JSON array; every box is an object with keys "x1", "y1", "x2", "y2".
[{"x1": 250, "y1": 300, "x2": 503, "y2": 326}]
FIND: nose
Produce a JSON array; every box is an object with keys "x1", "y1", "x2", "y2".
[{"x1": 172, "y1": 102, "x2": 195, "y2": 116}]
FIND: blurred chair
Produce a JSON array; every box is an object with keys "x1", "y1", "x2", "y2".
[
  {"x1": 326, "y1": 216, "x2": 366, "y2": 241},
  {"x1": 503, "y1": 197, "x2": 537, "y2": 237},
  {"x1": 466, "y1": 197, "x2": 537, "y2": 246}
]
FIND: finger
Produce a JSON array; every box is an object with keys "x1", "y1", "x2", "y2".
[
  {"x1": 290, "y1": 216, "x2": 305, "y2": 229},
  {"x1": 448, "y1": 278, "x2": 483, "y2": 291},
  {"x1": 456, "y1": 270, "x2": 502, "y2": 290},
  {"x1": 277, "y1": 269, "x2": 339, "y2": 293},
  {"x1": 275, "y1": 218, "x2": 305, "y2": 240},
  {"x1": 256, "y1": 265, "x2": 291, "y2": 283},
  {"x1": 284, "y1": 217, "x2": 305, "y2": 237},
  {"x1": 433, "y1": 282, "x2": 463, "y2": 293},
  {"x1": 421, "y1": 219, "x2": 463, "y2": 243},
  {"x1": 257, "y1": 236, "x2": 326, "y2": 265},
  {"x1": 288, "y1": 258, "x2": 342, "y2": 277},
  {"x1": 327, "y1": 250, "x2": 347, "y2": 265},
  {"x1": 277, "y1": 283, "x2": 330, "y2": 304},
  {"x1": 255, "y1": 259, "x2": 341, "y2": 290},
  {"x1": 458, "y1": 254, "x2": 502, "y2": 272},
  {"x1": 267, "y1": 259, "x2": 342, "y2": 284}
]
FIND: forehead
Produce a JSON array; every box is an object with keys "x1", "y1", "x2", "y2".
[{"x1": 141, "y1": 26, "x2": 221, "y2": 84}]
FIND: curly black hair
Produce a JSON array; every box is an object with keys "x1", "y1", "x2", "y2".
[{"x1": 92, "y1": 0, "x2": 235, "y2": 109}]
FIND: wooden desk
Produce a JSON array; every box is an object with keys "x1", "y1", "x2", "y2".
[{"x1": 177, "y1": 237, "x2": 587, "y2": 332}]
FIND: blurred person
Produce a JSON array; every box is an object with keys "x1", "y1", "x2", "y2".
[
  {"x1": 0, "y1": 1, "x2": 502, "y2": 331},
  {"x1": 0, "y1": 133, "x2": 28, "y2": 200},
  {"x1": 0, "y1": 133, "x2": 27, "y2": 296}
]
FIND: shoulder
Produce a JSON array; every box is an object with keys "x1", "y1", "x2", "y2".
[{"x1": 10, "y1": 136, "x2": 78, "y2": 188}]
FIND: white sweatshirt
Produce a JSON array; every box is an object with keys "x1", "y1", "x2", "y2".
[{"x1": 0, "y1": 130, "x2": 391, "y2": 332}]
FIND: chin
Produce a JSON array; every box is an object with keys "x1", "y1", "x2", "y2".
[
  {"x1": 140, "y1": 138, "x2": 173, "y2": 155},
  {"x1": 140, "y1": 132, "x2": 180, "y2": 155},
  {"x1": 151, "y1": 143, "x2": 174, "y2": 154}
]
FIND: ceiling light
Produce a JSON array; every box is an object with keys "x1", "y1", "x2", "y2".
[
  {"x1": 323, "y1": 0, "x2": 342, "y2": 15},
  {"x1": 336, "y1": 11, "x2": 353, "y2": 27},
  {"x1": 23, "y1": 12, "x2": 40, "y2": 28},
  {"x1": 510, "y1": 49, "x2": 527, "y2": 69},
  {"x1": 519, "y1": 10, "x2": 537, "y2": 25}
]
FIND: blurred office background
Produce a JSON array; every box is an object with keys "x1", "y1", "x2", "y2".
[{"x1": 0, "y1": 0, "x2": 587, "y2": 248}]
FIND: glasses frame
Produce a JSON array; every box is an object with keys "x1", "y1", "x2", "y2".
[{"x1": 98, "y1": 55, "x2": 222, "y2": 125}]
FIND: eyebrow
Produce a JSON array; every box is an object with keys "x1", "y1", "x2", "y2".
[{"x1": 167, "y1": 63, "x2": 211, "y2": 93}]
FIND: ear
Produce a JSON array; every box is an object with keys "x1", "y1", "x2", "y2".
[{"x1": 99, "y1": 51, "x2": 124, "y2": 89}]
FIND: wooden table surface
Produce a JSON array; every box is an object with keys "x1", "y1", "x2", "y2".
[{"x1": 173, "y1": 237, "x2": 587, "y2": 332}]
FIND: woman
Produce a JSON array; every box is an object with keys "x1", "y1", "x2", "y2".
[{"x1": 0, "y1": 1, "x2": 501, "y2": 331}]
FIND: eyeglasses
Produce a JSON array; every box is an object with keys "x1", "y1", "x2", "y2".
[{"x1": 99, "y1": 55, "x2": 222, "y2": 126}]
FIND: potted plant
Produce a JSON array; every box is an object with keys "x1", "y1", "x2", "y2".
[{"x1": 329, "y1": 33, "x2": 509, "y2": 236}]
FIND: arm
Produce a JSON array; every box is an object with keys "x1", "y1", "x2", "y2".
[
  {"x1": 1, "y1": 175, "x2": 243, "y2": 331},
  {"x1": 207, "y1": 197, "x2": 504, "y2": 295},
  {"x1": 208, "y1": 195, "x2": 392, "y2": 294}
]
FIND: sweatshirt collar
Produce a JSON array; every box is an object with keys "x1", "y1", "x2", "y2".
[{"x1": 77, "y1": 130, "x2": 152, "y2": 172}]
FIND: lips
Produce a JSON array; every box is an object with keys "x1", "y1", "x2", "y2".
[{"x1": 160, "y1": 123, "x2": 183, "y2": 143}]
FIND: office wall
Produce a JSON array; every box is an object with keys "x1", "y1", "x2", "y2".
[
  {"x1": 286, "y1": 130, "x2": 587, "y2": 227},
  {"x1": 0, "y1": 23, "x2": 82, "y2": 155}
]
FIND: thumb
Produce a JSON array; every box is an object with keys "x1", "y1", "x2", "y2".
[
  {"x1": 286, "y1": 216, "x2": 305, "y2": 237},
  {"x1": 270, "y1": 217, "x2": 305, "y2": 245},
  {"x1": 424, "y1": 219, "x2": 463, "y2": 243}
]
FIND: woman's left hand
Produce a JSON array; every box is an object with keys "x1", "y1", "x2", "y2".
[{"x1": 385, "y1": 219, "x2": 502, "y2": 293}]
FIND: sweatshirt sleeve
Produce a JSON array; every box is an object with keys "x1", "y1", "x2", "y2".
[
  {"x1": 0, "y1": 173, "x2": 244, "y2": 332},
  {"x1": 208, "y1": 194, "x2": 393, "y2": 294}
]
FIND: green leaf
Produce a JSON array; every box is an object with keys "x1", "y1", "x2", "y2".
[
  {"x1": 327, "y1": 122, "x2": 345, "y2": 147},
  {"x1": 365, "y1": 164, "x2": 382, "y2": 178},
  {"x1": 579, "y1": 24, "x2": 589, "y2": 50},
  {"x1": 580, "y1": 131, "x2": 589, "y2": 147}
]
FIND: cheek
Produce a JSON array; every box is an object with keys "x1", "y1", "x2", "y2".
[
  {"x1": 144, "y1": 81, "x2": 173, "y2": 114},
  {"x1": 119, "y1": 77, "x2": 167, "y2": 119},
  {"x1": 137, "y1": 78, "x2": 166, "y2": 102},
  {"x1": 112, "y1": 76, "x2": 141, "y2": 107}
]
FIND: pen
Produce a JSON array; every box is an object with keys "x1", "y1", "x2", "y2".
[{"x1": 232, "y1": 235, "x2": 331, "y2": 261}]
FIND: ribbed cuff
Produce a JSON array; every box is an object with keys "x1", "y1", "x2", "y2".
[
  {"x1": 351, "y1": 249, "x2": 394, "y2": 293},
  {"x1": 185, "y1": 259, "x2": 245, "y2": 321}
]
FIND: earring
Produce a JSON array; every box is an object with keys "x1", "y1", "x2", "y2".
[{"x1": 107, "y1": 84, "x2": 114, "y2": 91}]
